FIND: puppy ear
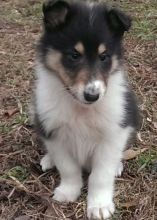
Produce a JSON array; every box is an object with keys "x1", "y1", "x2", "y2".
[
  {"x1": 43, "y1": 0, "x2": 70, "y2": 30},
  {"x1": 107, "y1": 8, "x2": 131, "y2": 34}
]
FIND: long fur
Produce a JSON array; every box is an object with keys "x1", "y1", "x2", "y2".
[{"x1": 33, "y1": 1, "x2": 139, "y2": 219}]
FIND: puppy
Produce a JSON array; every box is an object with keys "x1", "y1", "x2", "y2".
[{"x1": 34, "y1": 0, "x2": 139, "y2": 219}]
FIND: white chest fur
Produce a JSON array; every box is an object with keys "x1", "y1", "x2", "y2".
[{"x1": 35, "y1": 64, "x2": 128, "y2": 167}]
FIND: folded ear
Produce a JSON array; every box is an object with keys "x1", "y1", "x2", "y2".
[
  {"x1": 43, "y1": 0, "x2": 70, "y2": 30},
  {"x1": 107, "y1": 8, "x2": 131, "y2": 35}
]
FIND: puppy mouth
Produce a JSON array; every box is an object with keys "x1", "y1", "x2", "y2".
[
  {"x1": 63, "y1": 78, "x2": 106, "y2": 105},
  {"x1": 66, "y1": 86, "x2": 104, "y2": 105},
  {"x1": 64, "y1": 86, "x2": 92, "y2": 104},
  {"x1": 66, "y1": 88, "x2": 88, "y2": 104}
]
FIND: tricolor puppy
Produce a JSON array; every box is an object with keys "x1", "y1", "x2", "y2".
[{"x1": 34, "y1": 0, "x2": 139, "y2": 219}]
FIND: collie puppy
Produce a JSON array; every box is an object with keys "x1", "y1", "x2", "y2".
[{"x1": 34, "y1": 0, "x2": 139, "y2": 219}]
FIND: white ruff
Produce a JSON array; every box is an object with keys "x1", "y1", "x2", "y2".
[{"x1": 35, "y1": 63, "x2": 134, "y2": 219}]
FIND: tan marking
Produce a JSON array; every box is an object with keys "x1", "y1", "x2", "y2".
[
  {"x1": 74, "y1": 42, "x2": 85, "y2": 54},
  {"x1": 46, "y1": 49, "x2": 63, "y2": 75},
  {"x1": 110, "y1": 55, "x2": 119, "y2": 73},
  {"x1": 98, "y1": 44, "x2": 106, "y2": 54},
  {"x1": 46, "y1": 50, "x2": 89, "y2": 88},
  {"x1": 74, "y1": 70, "x2": 89, "y2": 86},
  {"x1": 46, "y1": 49, "x2": 72, "y2": 86}
]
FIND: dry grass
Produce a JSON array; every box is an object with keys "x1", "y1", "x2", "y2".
[{"x1": 0, "y1": 0, "x2": 156, "y2": 219}]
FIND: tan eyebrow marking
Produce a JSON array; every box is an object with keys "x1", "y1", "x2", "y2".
[
  {"x1": 98, "y1": 44, "x2": 106, "y2": 54},
  {"x1": 74, "y1": 42, "x2": 85, "y2": 54},
  {"x1": 46, "y1": 49, "x2": 72, "y2": 85}
]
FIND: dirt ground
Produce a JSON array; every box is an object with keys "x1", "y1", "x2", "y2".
[{"x1": 0, "y1": 0, "x2": 157, "y2": 219}]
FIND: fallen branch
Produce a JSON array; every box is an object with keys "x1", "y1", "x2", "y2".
[{"x1": 0, "y1": 177, "x2": 51, "y2": 204}]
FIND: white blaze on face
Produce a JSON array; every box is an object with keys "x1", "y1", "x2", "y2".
[
  {"x1": 85, "y1": 80, "x2": 106, "y2": 97},
  {"x1": 72, "y1": 80, "x2": 106, "y2": 104}
]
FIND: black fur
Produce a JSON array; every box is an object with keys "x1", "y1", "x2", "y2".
[
  {"x1": 39, "y1": 0, "x2": 131, "y2": 77},
  {"x1": 43, "y1": 0, "x2": 70, "y2": 30},
  {"x1": 38, "y1": 0, "x2": 139, "y2": 130},
  {"x1": 107, "y1": 8, "x2": 131, "y2": 32},
  {"x1": 121, "y1": 89, "x2": 140, "y2": 129}
]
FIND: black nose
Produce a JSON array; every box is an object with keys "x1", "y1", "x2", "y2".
[{"x1": 84, "y1": 92, "x2": 99, "y2": 103}]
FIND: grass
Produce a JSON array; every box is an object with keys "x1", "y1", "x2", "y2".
[
  {"x1": 138, "y1": 151, "x2": 157, "y2": 172},
  {"x1": 134, "y1": 19, "x2": 156, "y2": 41},
  {"x1": 0, "y1": 0, "x2": 157, "y2": 219},
  {"x1": 3, "y1": 166, "x2": 29, "y2": 182}
]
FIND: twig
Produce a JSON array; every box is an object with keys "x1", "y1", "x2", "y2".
[
  {"x1": 0, "y1": 177, "x2": 51, "y2": 204},
  {"x1": 0, "y1": 150, "x2": 23, "y2": 157},
  {"x1": 7, "y1": 187, "x2": 16, "y2": 199}
]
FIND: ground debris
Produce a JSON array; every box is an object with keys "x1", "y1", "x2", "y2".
[{"x1": 0, "y1": 0, "x2": 156, "y2": 219}]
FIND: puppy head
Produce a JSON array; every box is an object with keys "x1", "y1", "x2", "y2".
[{"x1": 39, "y1": 0, "x2": 131, "y2": 104}]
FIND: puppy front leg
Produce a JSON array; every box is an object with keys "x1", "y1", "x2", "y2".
[
  {"x1": 45, "y1": 140, "x2": 83, "y2": 203},
  {"x1": 87, "y1": 128, "x2": 131, "y2": 219},
  {"x1": 87, "y1": 151, "x2": 118, "y2": 219}
]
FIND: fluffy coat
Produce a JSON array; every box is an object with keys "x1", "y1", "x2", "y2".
[{"x1": 33, "y1": 1, "x2": 139, "y2": 219}]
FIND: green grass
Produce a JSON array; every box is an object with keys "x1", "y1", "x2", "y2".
[
  {"x1": 0, "y1": 112, "x2": 28, "y2": 135},
  {"x1": 13, "y1": 113, "x2": 28, "y2": 126},
  {"x1": 138, "y1": 150, "x2": 157, "y2": 170},
  {"x1": 0, "y1": 122, "x2": 12, "y2": 134},
  {"x1": 131, "y1": 2, "x2": 157, "y2": 41},
  {"x1": 3, "y1": 166, "x2": 29, "y2": 182},
  {"x1": 134, "y1": 18, "x2": 156, "y2": 41},
  {"x1": 18, "y1": 3, "x2": 42, "y2": 19},
  {"x1": 0, "y1": 1, "x2": 42, "y2": 24},
  {"x1": 104, "y1": 0, "x2": 157, "y2": 41}
]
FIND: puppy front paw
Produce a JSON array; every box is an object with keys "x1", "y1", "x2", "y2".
[
  {"x1": 115, "y1": 161, "x2": 123, "y2": 177},
  {"x1": 87, "y1": 190, "x2": 115, "y2": 220},
  {"x1": 53, "y1": 183, "x2": 81, "y2": 203},
  {"x1": 40, "y1": 154, "x2": 54, "y2": 172},
  {"x1": 87, "y1": 201, "x2": 115, "y2": 220}
]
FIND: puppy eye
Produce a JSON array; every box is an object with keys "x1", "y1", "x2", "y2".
[
  {"x1": 69, "y1": 50, "x2": 81, "y2": 61},
  {"x1": 99, "y1": 52, "x2": 110, "y2": 62}
]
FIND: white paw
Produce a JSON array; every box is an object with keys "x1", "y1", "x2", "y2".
[
  {"x1": 87, "y1": 189, "x2": 115, "y2": 220},
  {"x1": 53, "y1": 183, "x2": 81, "y2": 203},
  {"x1": 115, "y1": 161, "x2": 123, "y2": 177},
  {"x1": 40, "y1": 154, "x2": 54, "y2": 172},
  {"x1": 87, "y1": 201, "x2": 115, "y2": 220}
]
